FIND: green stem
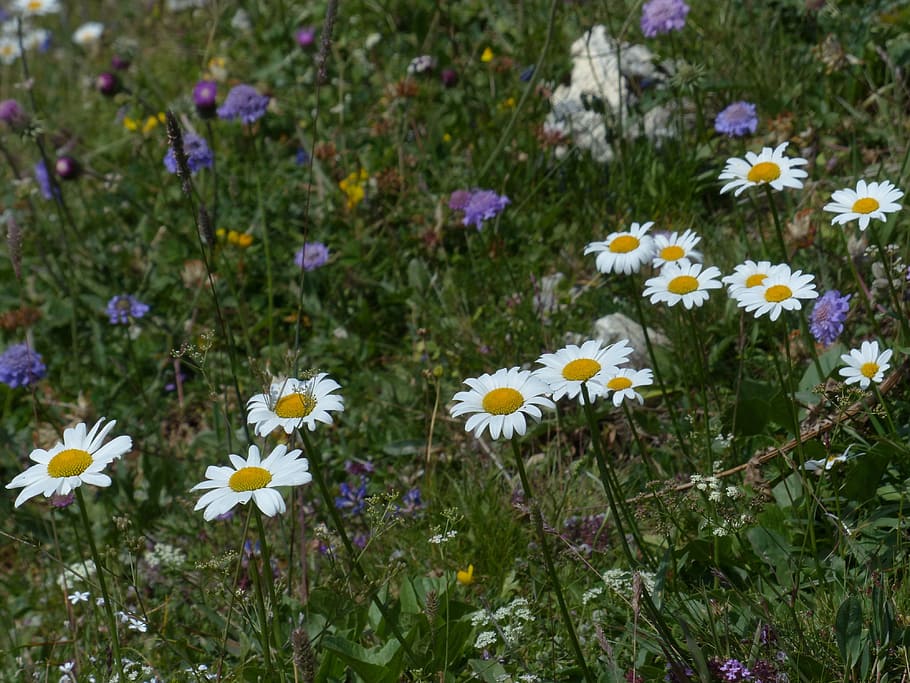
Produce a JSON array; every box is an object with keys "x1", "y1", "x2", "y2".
[
  {"x1": 254, "y1": 507, "x2": 283, "y2": 658},
  {"x1": 763, "y1": 184, "x2": 789, "y2": 262},
  {"x1": 509, "y1": 440, "x2": 593, "y2": 683},
  {"x1": 247, "y1": 538, "x2": 277, "y2": 678},
  {"x1": 75, "y1": 488, "x2": 123, "y2": 678}
]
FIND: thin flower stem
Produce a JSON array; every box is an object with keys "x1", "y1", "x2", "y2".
[
  {"x1": 508, "y1": 439, "x2": 593, "y2": 683},
  {"x1": 247, "y1": 539, "x2": 277, "y2": 679},
  {"x1": 216, "y1": 508, "x2": 255, "y2": 680},
  {"x1": 838, "y1": 227, "x2": 885, "y2": 339},
  {"x1": 763, "y1": 184, "x2": 789, "y2": 263},
  {"x1": 621, "y1": 401, "x2": 662, "y2": 479},
  {"x1": 253, "y1": 507, "x2": 282, "y2": 653},
  {"x1": 872, "y1": 384, "x2": 897, "y2": 434},
  {"x1": 682, "y1": 308, "x2": 715, "y2": 461},
  {"x1": 75, "y1": 488, "x2": 123, "y2": 679}
]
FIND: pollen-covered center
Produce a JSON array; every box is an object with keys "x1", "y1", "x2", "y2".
[
  {"x1": 607, "y1": 376, "x2": 633, "y2": 391},
  {"x1": 660, "y1": 245, "x2": 685, "y2": 261},
  {"x1": 764, "y1": 284, "x2": 792, "y2": 302},
  {"x1": 482, "y1": 387, "x2": 524, "y2": 415},
  {"x1": 860, "y1": 362, "x2": 879, "y2": 379},
  {"x1": 27, "y1": 0, "x2": 42, "y2": 9},
  {"x1": 608, "y1": 235, "x2": 640, "y2": 254},
  {"x1": 229, "y1": 466, "x2": 272, "y2": 492},
  {"x1": 851, "y1": 197, "x2": 880, "y2": 214},
  {"x1": 47, "y1": 449, "x2": 93, "y2": 478},
  {"x1": 747, "y1": 161, "x2": 781, "y2": 183},
  {"x1": 668, "y1": 275, "x2": 699, "y2": 295},
  {"x1": 562, "y1": 358, "x2": 601, "y2": 382},
  {"x1": 274, "y1": 392, "x2": 316, "y2": 419},
  {"x1": 745, "y1": 273, "x2": 767, "y2": 288}
]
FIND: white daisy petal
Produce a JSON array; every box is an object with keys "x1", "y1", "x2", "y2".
[
  {"x1": 838, "y1": 340, "x2": 893, "y2": 390},
  {"x1": 718, "y1": 142, "x2": 808, "y2": 196},
  {"x1": 247, "y1": 373, "x2": 345, "y2": 436},
  {"x1": 733, "y1": 263, "x2": 818, "y2": 321},
  {"x1": 823, "y1": 178, "x2": 903, "y2": 231},
  {"x1": 585, "y1": 222, "x2": 656, "y2": 275}
]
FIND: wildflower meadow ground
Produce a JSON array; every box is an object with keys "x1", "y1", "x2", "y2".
[{"x1": 2, "y1": 1, "x2": 910, "y2": 681}]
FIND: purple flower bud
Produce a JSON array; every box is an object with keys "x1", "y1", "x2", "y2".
[
  {"x1": 54, "y1": 156, "x2": 80, "y2": 181},
  {"x1": 0, "y1": 99, "x2": 26, "y2": 128},
  {"x1": 296, "y1": 26, "x2": 316, "y2": 48},
  {"x1": 440, "y1": 68, "x2": 458, "y2": 88},
  {"x1": 111, "y1": 54, "x2": 130, "y2": 70},
  {"x1": 96, "y1": 72, "x2": 120, "y2": 97},
  {"x1": 193, "y1": 80, "x2": 217, "y2": 118}
]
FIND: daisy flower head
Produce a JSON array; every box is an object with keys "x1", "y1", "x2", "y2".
[
  {"x1": 651, "y1": 229, "x2": 702, "y2": 269},
  {"x1": 72, "y1": 22, "x2": 104, "y2": 47},
  {"x1": 803, "y1": 445, "x2": 862, "y2": 472},
  {"x1": 823, "y1": 179, "x2": 903, "y2": 231},
  {"x1": 450, "y1": 367, "x2": 554, "y2": 440},
  {"x1": 642, "y1": 262, "x2": 723, "y2": 309},
  {"x1": 602, "y1": 367, "x2": 653, "y2": 406},
  {"x1": 191, "y1": 444, "x2": 311, "y2": 521},
  {"x1": 719, "y1": 142, "x2": 808, "y2": 196},
  {"x1": 722, "y1": 260, "x2": 782, "y2": 301},
  {"x1": 246, "y1": 374, "x2": 344, "y2": 436},
  {"x1": 13, "y1": 0, "x2": 61, "y2": 15},
  {"x1": 534, "y1": 339, "x2": 633, "y2": 403},
  {"x1": 735, "y1": 264, "x2": 818, "y2": 321},
  {"x1": 6, "y1": 418, "x2": 132, "y2": 508},
  {"x1": 838, "y1": 340, "x2": 892, "y2": 390},
  {"x1": 584, "y1": 221, "x2": 655, "y2": 275}
]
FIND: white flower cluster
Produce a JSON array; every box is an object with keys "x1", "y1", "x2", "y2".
[
  {"x1": 146, "y1": 542, "x2": 187, "y2": 570},
  {"x1": 471, "y1": 597, "x2": 536, "y2": 650},
  {"x1": 689, "y1": 465, "x2": 742, "y2": 504},
  {"x1": 428, "y1": 529, "x2": 458, "y2": 545},
  {"x1": 601, "y1": 568, "x2": 655, "y2": 597},
  {"x1": 116, "y1": 609, "x2": 149, "y2": 633},
  {"x1": 56, "y1": 559, "x2": 97, "y2": 590}
]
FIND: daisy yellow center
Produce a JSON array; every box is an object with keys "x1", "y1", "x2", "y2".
[
  {"x1": 851, "y1": 197, "x2": 879, "y2": 214},
  {"x1": 27, "y1": 0, "x2": 42, "y2": 9},
  {"x1": 607, "y1": 376, "x2": 633, "y2": 391},
  {"x1": 47, "y1": 449, "x2": 93, "y2": 478},
  {"x1": 229, "y1": 466, "x2": 272, "y2": 492},
  {"x1": 562, "y1": 358, "x2": 601, "y2": 381},
  {"x1": 668, "y1": 275, "x2": 699, "y2": 295},
  {"x1": 609, "y1": 235, "x2": 639, "y2": 254},
  {"x1": 747, "y1": 161, "x2": 781, "y2": 183},
  {"x1": 764, "y1": 284, "x2": 792, "y2": 302},
  {"x1": 660, "y1": 245, "x2": 685, "y2": 261},
  {"x1": 274, "y1": 392, "x2": 316, "y2": 419},
  {"x1": 860, "y1": 362, "x2": 879, "y2": 379},
  {"x1": 482, "y1": 387, "x2": 524, "y2": 415},
  {"x1": 745, "y1": 273, "x2": 767, "y2": 288}
]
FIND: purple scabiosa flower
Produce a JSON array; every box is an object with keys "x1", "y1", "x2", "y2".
[
  {"x1": 448, "y1": 189, "x2": 472, "y2": 211},
  {"x1": 54, "y1": 156, "x2": 80, "y2": 181},
  {"x1": 715, "y1": 101, "x2": 758, "y2": 138},
  {"x1": 809, "y1": 290, "x2": 850, "y2": 346},
  {"x1": 0, "y1": 343, "x2": 46, "y2": 387},
  {"x1": 640, "y1": 0, "x2": 690, "y2": 38},
  {"x1": 294, "y1": 241, "x2": 330, "y2": 271},
  {"x1": 34, "y1": 160, "x2": 57, "y2": 200},
  {"x1": 96, "y1": 72, "x2": 119, "y2": 97},
  {"x1": 106, "y1": 294, "x2": 150, "y2": 325},
  {"x1": 295, "y1": 26, "x2": 316, "y2": 48},
  {"x1": 193, "y1": 80, "x2": 217, "y2": 118},
  {"x1": 217, "y1": 84, "x2": 269, "y2": 124},
  {"x1": 0, "y1": 98, "x2": 26, "y2": 128},
  {"x1": 462, "y1": 189, "x2": 510, "y2": 230},
  {"x1": 163, "y1": 133, "x2": 213, "y2": 174}
]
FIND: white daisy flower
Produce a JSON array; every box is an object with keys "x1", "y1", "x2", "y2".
[
  {"x1": 5, "y1": 418, "x2": 132, "y2": 508},
  {"x1": 450, "y1": 367, "x2": 554, "y2": 440},
  {"x1": 72, "y1": 22, "x2": 104, "y2": 47},
  {"x1": 642, "y1": 262, "x2": 723, "y2": 309},
  {"x1": 602, "y1": 367, "x2": 653, "y2": 406},
  {"x1": 191, "y1": 444, "x2": 311, "y2": 521},
  {"x1": 584, "y1": 221, "x2": 656, "y2": 275},
  {"x1": 246, "y1": 374, "x2": 344, "y2": 436},
  {"x1": 22, "y1": 28, "x2": 49, "y2": 51},
  {"x1": 12, "y1": 0, "x2": 61, "y2": 15},
  {"x1": 719, "y1": 142, "x2": 808, "y2": 196},
  {"x1": 735, "y1": 264, "x2": 818, "y2": 321},
  {"x1": 838, "y1": 340, "x2": 892, "y2": 390},
  {"x1": 651, "y1": 229, "x2": 702, "y2": 269},
  {"x1": 0, "y1": 37, "x2": 20, "y2": 64},
  {"x1": 722, "y1": 260, "x2": 785, "y2": 301},
  {"x1": 803, "y1": 445, "x2": 863, "y2": 472},
  {"x1": 534, "y1": 339, "x2": 632, "y2": 403},
  {"x1": 823, "y1": 179, "x2": 903, "y2": 231}
]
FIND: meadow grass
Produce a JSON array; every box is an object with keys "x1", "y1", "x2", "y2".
[{"x1": 1, "y1": 0, "x2": 910, "y2": 681}]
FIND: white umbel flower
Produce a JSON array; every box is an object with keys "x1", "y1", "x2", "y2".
[
  {"x1": 642, "y1": 262, "x2": 723, "y2": 309},
  {"x1": 838, "y1": 340, "x2": 892, "y2": 390},
  {"x1": 651, "y1": 229, "x2": 702, "y2": 269},
  {"x1": 192, "y1": 444, "x2": 311, "y2": 521},
  {"x1": 584, "y1": 222, "x2": 655, "y2": 275},
  {"x1": 734, "y1": 264, "x2": 818, "y2": 321},
  {"x1": 450, "y1": 367, "x2": 554, "y2": 440},
  {"x1": 534, "y1": 339, "x2": 632, "y2": 403},
  {"x1": 823, "y1": 179, "x2": 903, "y2": 231},
  {"x1": 719, "y1": 142, "x2": 808, "y2": 196},
  {"x1": 246, "y1": 374, "x2": 344, "y2": 436},
  {"x1": 5, "y1": 418, "x2": 132, "y2": 507},
  {"x1": 602, "y1": 368, "x2": 653, "y2": 406}
]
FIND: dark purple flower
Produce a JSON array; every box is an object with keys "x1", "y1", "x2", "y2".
[
  {"x1": 809, "y1": 290, "x2": 850, "y2": 346},
  {"x1": 0, "y1": 99, "x2": 26, "y2": 127},
  {"x1": 397, "y1": 488, "x2": 423, "y2": 515},
  {"x1": 295, "y1": 147, "x2": 310, "y2": 166},
  {"x1": 111, "y1": 54, "x2": 130, "y2": 70},
  {"x1": 440, "y1": 68, "x2": 458, "y2": 88},
  {"x1": 217, "y1": 84, "x2": 269, "y2": 124},
  {"x1": 96, "y1": 72, "x2": 119, "y2": 96},
  {"x1": 163, "y1": 133, "x2": 213, "y2": 174},
  {"x1": 640, "y1": 0, "x2": 690, "y2": 38},
  {"x1": 714, "y1": 658, "x2": 752, "y2": 682},
  {"x1": 715, "y1": 101, "x2": 758, "y2": 137},
  {"x1": 344, "y1": 459, "x2": 375, "y2": 476},
  {"x1": 34, "y1": 160, "x2": 56, "y2": 200},
  {"x1": 193, "y1": 80, "x2": 217, "y2": 118},
  {"x1": 54, "y1": 156, "x2": 80, "y2": 181},
  {"x1": 335, "y1": 477, "x2": 368, "y2": 516},
  {"x1": 295, "y1": 26, "x2": 316, "y2": 48},
  {"x1": 106, "y1": 294, "x2": 150, "y2": 325},
  {"x1": 462, "y1": 189, "x2": 510, "y2": 230},
  {"x1": 0, "y1": 343, "x2": 46, "y2": 388},
  {"x1": 519, "y1": 65, "x2": 535, "y2": 82},
  {"x1": 50, "y1": 492, "x2": 75, "y2": 508},
  {"x1": 294, "y1": 241, "x2": 330, "y2": 271}
]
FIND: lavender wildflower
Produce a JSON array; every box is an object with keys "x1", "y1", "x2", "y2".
[
  {"x1": 164, "y1": 133, "x2": 213, "y2": 174},
  {"x1": 217, "y1": 84, "x2": 269, "y2": 124},
  {"x1": 462, "y1": 189, "x2": 510, "y2": 230},
  {"x1": 294, "y1": 241, "x2": 330, "y2": 271},
  {"x1": 0, "y1": 99, "x2": 26, "y2": 128},
  {"x1": 715, "y1": 101, "x2": 758, "y2": 137},
  {"x1": 34, "y1": 160, "x2": 56, "y2": 200},
  {"x1": 398, "y1": 488, "x2": 423, "y2": 515},
  {"x1": 640, "y1": 0, "x2": 690, "y2": 38},
  {"x1": 809, "y1": 290, "x2": 850, "y2": 346},
  {"x1": 448, "y1": 189, "x2": 472, "y2": 211},
  {"x1": 106, "y1": 295, "x2": 150, "y2": 325},
  {"x1": 712, "y1": 658, "x2": 752, "y2": 682},
  {"x1": 296, "y1": 26, "x2": 316, "y2": 48},
  {"x1": 193, "y1": 80, "x2": 217, "y2": 118},
  {"x1": 335, "y1": 477, "x2": 369, "y2": 516},
  {"x1": 0, "y1": 343, "x2": 46, "y2": 387}
]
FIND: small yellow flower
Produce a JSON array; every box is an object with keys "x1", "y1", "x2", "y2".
[
  {"x1": 456, "y1": 564, "x2": 474, "y2": 585},
  {"x1": 122, "y1": 116, "x2": 139, "y2": 132},
  {"x1": 142, "y1": 113, "x2": 165, "y2": 134},
  {"x1": 480, "y1": 47, "x2": 493, "y2": 63},
  {"x1": 339, "y1": 169, "x2": 369, "y2": 210},
  {"x1": 228, "y1": 230, "x2": 254, "y2": 248},
  {"x1": 442, "y1": 133, "x2": 452, "y2": 143},
  {"x1": 498, "y1": 97, "x2": 516, "y2": 111},
  {"x1": 207, "y1": 56, "x2": 228, "y2": 81}
]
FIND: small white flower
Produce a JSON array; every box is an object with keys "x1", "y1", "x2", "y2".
[
  {"x1": 823, "y1": 179, "x2": 903, "y2": 231},
  {"x1": 723, "y1": 260, "x2": 785, "y2": 301},
  {"x1": 642, "y1": 262, "x2": 723, "y2": 309},
  {"x1": 838, "y1": 340, "x2": 892, "y2": 389},
  {"x1": 602, "y1": 367, "x2": 653, "y2": 406},
  {"x1": 12, "y1": 0, "x2": 61, "y2": 16},
  {"x1": 0, "y1": 37, "x2": 20, "y2": 64},
  {"x1": 584, "y1": 221, "x2": 656, "y2": 275},
  {"x1": 719, "y1": 142, "x2": 808, "y2": 196},
  {"x1": 72, "y1": 22, "x2": 104, "y2": 47},
  {"x1": 68, "y1": 591, "x2": 90, "y2": 604},
  {"x1": 651, "y1": 229, "x2": 702, "y2": 269}
]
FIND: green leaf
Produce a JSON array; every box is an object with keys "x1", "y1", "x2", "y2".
[
  {"x1": 835, "y1": 595, "x2": 863, "y2": 669},
  {"x1": 321, "y1": 633, "x2": 404, "y2": 683}
]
